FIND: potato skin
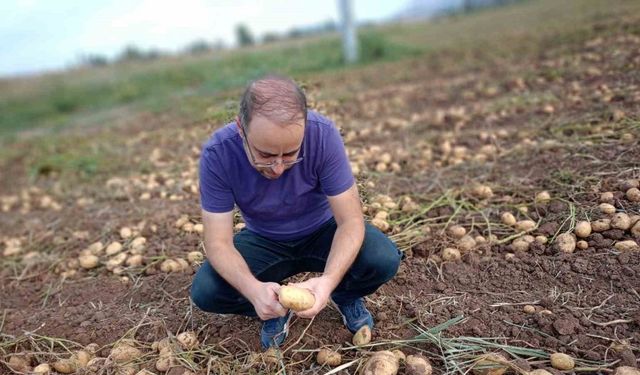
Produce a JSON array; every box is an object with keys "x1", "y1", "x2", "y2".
[
  {"x1": 406, "y1": 355, "x2": 433, "y2": 375},
  {"x1": 278, "y1": 285, "x2": 315, "y2": 311},
  {"x1": 550, "y1": 353, "x2": 574, "y2": 370},
  {"x1": 316, "y1": 348, "x2": 342, "y2": 366},
  {"x1": 361, "y1": 351, "x2": 399, "y2": 375},
  {"x1": 353, "y1": 325, "x2": 372, "y2": 346}
]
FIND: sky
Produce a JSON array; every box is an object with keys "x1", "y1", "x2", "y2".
[{"x1": 0, "y1": 0, "x2": 418, "y2": 77}]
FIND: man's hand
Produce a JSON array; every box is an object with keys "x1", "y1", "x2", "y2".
[
  {"x1": 247, "y1": 282, "x2": 288, "y2": 321},
  {"x1": 289, "y1": 276, "x2": 335, "y2": 319}
]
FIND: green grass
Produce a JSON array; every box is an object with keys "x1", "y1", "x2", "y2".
[{"x1": 0, "y1": 31, "x2": 418, "y2": 138}]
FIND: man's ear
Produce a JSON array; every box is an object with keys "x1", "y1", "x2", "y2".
[{"x1": 235, "y1": 116, "x2": 244, "y2": 138}]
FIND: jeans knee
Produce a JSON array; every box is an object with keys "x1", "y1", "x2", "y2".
[
  {"x1": 190, "y1": 275, "x2": 217, "y2": 312},
  {"x1": 356, "y1": 225, "x2": 402, "y2": 283}
]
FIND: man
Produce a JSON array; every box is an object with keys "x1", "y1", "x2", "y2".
[{"x1": 191, "y1": 75, "x2": 401, "y2": 349}]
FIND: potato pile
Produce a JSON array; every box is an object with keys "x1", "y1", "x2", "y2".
[
  {"x1": 563, "y1": 179, "x2": 640, "y2": 252},
  {"x1": 0, "y1": 187, "x2": 63, "y2": 215},
  {"x1": 360, "y1": 350, "x2": 433, "y2": 375}
]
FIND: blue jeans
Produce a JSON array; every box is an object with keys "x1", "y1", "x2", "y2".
[{"x1": 191, "y1": 217, "x2": 402, "y2": 316}]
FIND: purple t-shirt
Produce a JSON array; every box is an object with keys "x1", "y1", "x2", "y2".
[{"x1": 199, "y1": 110, "x2": 354, "y2": 241}]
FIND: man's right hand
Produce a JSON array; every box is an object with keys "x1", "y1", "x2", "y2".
[{"x1": 247, "y1": 282, "x2": 288, "y2": 321}]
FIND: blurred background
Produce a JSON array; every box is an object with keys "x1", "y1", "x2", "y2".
[{"x1": 0, "y1": 0, "x2": 635, "y2": 144}]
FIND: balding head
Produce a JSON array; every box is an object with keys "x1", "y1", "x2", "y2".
[{"x1": 239, "y1": 75, "x2": 307, "y2": 132}]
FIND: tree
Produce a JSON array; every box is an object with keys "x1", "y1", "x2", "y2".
[{"x1": 235, "y1": 24, "x2": 255, "y2": 47}]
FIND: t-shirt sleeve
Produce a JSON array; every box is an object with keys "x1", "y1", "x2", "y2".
[
  {"x1": 318, "y1": 122, "x2": 355, "y2": 196},
  {"x1": 199, "y1": 147, "x2": 235, "y2": 213}
]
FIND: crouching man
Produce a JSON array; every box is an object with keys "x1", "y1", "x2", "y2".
[{"x1": 191, "y1": 74, "x2": 402, "y2": 349}]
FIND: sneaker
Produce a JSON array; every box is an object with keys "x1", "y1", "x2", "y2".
[
  {"x1": 334, "y1": 298, "x2": 374, "y2": 334},
  {"x1": 260, "y1": 310, "x2": 293, "y2": 349}
]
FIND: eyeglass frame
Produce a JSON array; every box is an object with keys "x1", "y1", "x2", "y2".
[{"x1": 236, "y1": 116, "x2": 304, "y2": 169}]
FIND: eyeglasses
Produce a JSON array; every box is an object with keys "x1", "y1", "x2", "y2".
[{"x1": 239, "y1": 123, "x2": 303, "y2": 168}]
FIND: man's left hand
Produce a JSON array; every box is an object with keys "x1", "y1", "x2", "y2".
[{"x1": 289, "y1": 275, "x2": 335, "y2": 319}]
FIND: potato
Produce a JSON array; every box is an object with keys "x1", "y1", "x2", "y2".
[
  {"x1": 126, "y1": 255, "x2": 144, "y2": 267},
  {"x1": 8, "y1": 355, "x2": 31, "y2": 372},
  {"x1": 353, "y1": 325, "x2": 372, "y2": 346},
  {"x1": 442, "y1": 248, "x2": 461, "y2": 261},
  {"x1": 187, "y1": 251, "x2": 204, "y2": 263},
  {"x1": 614, "y1": 366, "x2": 640, "y2": 375},
  {"x1": 160, "y1": 259, "x2": 180, "y2": 273},
  {"x1": 515, "y1": 220, "x2": 536, "y2": 232},
  {"x1": 155, "y1": 350, "x2": 175, "y2": 372},
  {"x1": 375, "y1": 210, "x2": 389, "y2": 220},
  {"x1": 262, "y1": 347, "x2": 280, "y2": 366},
  {"x1": 511, "y1": 239, "x2": 529, "y2": 252},
  {"x1": 614, "y1": 240, "x2": 639, "y2": 252},
  {"x1": 117, "y1": 365, "x2": 138, "y2": 375},
  {"x1": 574, "y1": 221, "x2": 591, "y2": 238},
  {"x1": 523, "y1": 305, "x2": 536, "y2": 314},
  {"x1": 106, "y1": 253, "x2": 128, "y2": 270},
  {"x1": 316, "y1": 348, "x2": 342, "y2": 366},
  {"x1": 600, "y1": 191, "x2": 614, "y2": 203},
  {"x1": 177, "y1": 331, "x2": 199, "y2": 350},
  {"x1": 151, "y1": 338, "x2": 172, "y2": 353},
  {"x1": 87, "y1": 241, "x2": 104, "y2": 254},
  {"x1": 371, "y1": 218, "x2": 390, "y2": 232},
  {"x1": 528, "y1": 370, "x2": 553, "y2": 375},
  {"x1": 405, "y1": 355, "x2": 432, "y2": 375},
  {"x1": 33, "y1": 363, "x2": 51, "y2": 374},
  {"x1": 458, "y1": 235, "x2": 476, "y2": 252},
  {"x1": 620, "y1": 179, "x2": 639, "y2": 191},
  {"x1": 550, "y1": 353, "x2": 574, "y2": 370},
  {"x1": 632, "y1": 221, "x2": 640, "y2": 238},
  {"x1": 501, "y1": 212, "x2": 516, "y2": 226},
  {"x1": 535, "y1": 235, "x2": 548, "y2": 244},
  {"x1": 129, "y1": 237, "x2": 146, "y2": 251},
  {"x1": 110, "y1": 343, "x2": 142, "y2": 363},
  {"x1": 611, "y1": 213, "x2": 632, "y2": 230},
  {"x1": 83, "y1": 343, "x2": 99, "y2": 356},
  {"x1": 278, "y1": 285, "x2": 315, "y2": 311},
  {"x1": 392, "y1": 350, "x2": 406, "y2": 362},
  {"x1": 592, "y1": 219, "x2": 611, "y2": 232},
  {"x1": 361, "y1": 351, "x2": 399, "y2": 375},
  {"x1": 599, "y1": 203, "x2": 616, "y2": 215},
  {"x1": 175, "y1": 258, "x2": 190, "y2": 271},
  {"x1": 74, "y1": 350, "x2": 93, "y2": 367},
  {"x1": 193, "y1": 223, "x2": 204, "y2": 233},
  {"x1": 472, "y1": 353, "x2": 508, "y2": 375},
  {"x1": 120, "y1": 227, "x2": 133, "y2": 239},
  {"x1": 627, "y1": 188, "x2": 640, "y2": 202},
  {"x1": 106, "y1": 241, "x2": 124, "y2": 256},
  {"x1": 79, "y1": 254, "x2": 100, "y2": 269},
  {"x1": 86, "y1": 357, "x2": 108, "y2": 373},
  {"x1": 555, "y1": 233, "x2": 576, "y2": 253},
  {"x1": 52, "y1": 359, "x2": 77, "y2": 374},
  {"x1": 448, "y1": 225, "x2": 466, "y2": 239},
  {"x1": 576, "y1": 240, "x2": 588, "y2": 250},
  {"x1": 535, "y1": 191, "x2": 551, "y2": 203},
  {"x1": 471, "y1": 185, "x2": 493, "y2": 200}
]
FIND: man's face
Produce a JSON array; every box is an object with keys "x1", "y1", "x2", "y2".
[{"x1": 239, "y1": 114, "x2": 305, "y2": 180}]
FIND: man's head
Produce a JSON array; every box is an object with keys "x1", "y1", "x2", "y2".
[{"x1": 237, "y1": 75, "x2": 307, "y2": 180}]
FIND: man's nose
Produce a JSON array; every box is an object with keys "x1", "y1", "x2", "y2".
[{"x1": 271, "y1": 161, "x2": 285, "y2": 175}]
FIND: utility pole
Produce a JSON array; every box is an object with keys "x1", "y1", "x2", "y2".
[{"x1": 338, "y1": 0, "x2": 358, "y2": 63}]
